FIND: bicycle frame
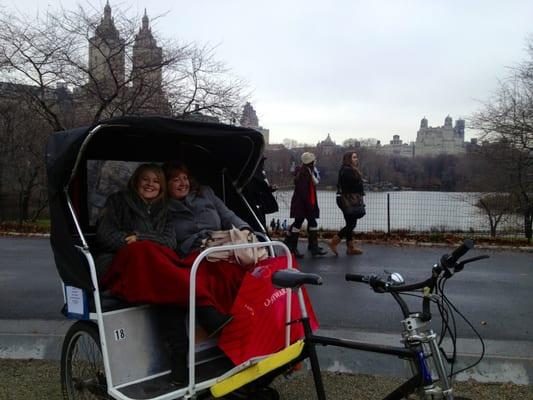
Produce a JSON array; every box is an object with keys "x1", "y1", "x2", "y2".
[{"x1": 294, "y1": 287, "x2": 454, "y2": 400}]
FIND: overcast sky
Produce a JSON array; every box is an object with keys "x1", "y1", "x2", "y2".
[{"x1": 4, "y1": 0, "x2": 533, "y2": 145}]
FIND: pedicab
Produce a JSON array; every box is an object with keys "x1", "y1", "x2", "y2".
[{"x1": 46, "y1": 116, "x2": 319, "y2": 400}]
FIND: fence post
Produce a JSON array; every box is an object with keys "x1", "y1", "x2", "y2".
[{"x1": 387, "y1": 193, "x2": 391, "y2": 235}]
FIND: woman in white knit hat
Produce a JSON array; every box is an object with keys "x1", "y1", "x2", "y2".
[{"x1": 284, "y1": 152, "x2": 327, "y2": 257}]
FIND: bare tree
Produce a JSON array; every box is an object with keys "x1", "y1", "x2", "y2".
[
  {"x1": 0, "y1": 100, "x2": 18, "y2": 220},
  {"x1": 0, "y1": 4, "x2": 248, "y2": 130},
  {"x1": 474, "y1": 193, "x2": 517, "y2": 237},
  {"x1": 0, "y1": 99, "x2": 49, "y2": 223},
  {"x1": 0, "y1": 4, "x2": 249, "y2": 222},
  {"x1": 470, "y1": 37, "x2": 533, "y2": 242},
  {"x1": 166, "y1": 44, "x2": 248, "y2": 122},
  {"x1": 342, "y1": 138, "x2": 361, "y2": 147}
]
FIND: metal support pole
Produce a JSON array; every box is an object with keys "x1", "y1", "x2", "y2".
[{"x1": 387, "y1": 193, "x2": 391, "y2": 235}]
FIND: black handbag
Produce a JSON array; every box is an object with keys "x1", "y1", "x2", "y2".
[{"x1": 337, "y1": 193, "x2": 366, "y2": 219}]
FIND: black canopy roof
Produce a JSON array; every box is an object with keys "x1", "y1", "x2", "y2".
[{"x1": 46, "y1": 116, "x2": 265, "y2": 290}]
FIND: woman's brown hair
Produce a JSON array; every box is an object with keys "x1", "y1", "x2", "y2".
[
  {"x1": 163, "y1": 161, "x2": 200, "y2": 194},
  {"x1": 341, "y1": 151, "x2": 362, "y2": 176},
  {"x1": 128, "y1": 163, "x2": 166, "y2": 202}
]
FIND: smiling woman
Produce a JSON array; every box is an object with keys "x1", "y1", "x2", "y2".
[
  {"x1": 135, "y1": 169, "x2": 162, "y2": 202},
  {"x1": 95, "y1": 163, "x2": 175, "y2": 276},
  {"x1": 163, "y1": 161, "x2": 251, "y2": 257}
]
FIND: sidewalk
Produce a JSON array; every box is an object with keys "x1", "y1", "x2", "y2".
[{"x1": 1, "y1": 319, "x2": 531, "y2": 385}]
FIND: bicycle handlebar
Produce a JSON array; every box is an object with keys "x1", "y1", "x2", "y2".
[
  {"x1": 345, "y1": 240, "x2": 484, "y2": 294},
  {"x1": 439, "y1": 239, "x2": 475, "y2": 274},
  {"x1": 450, "y1": 239, "x2": 474, "y2": 263},
  {"x1": 345, "y1": 274, "x2": 368, "y2": 283},
  {"x1": 345, "y1": 273, "x2": 433, "y2": 293}
]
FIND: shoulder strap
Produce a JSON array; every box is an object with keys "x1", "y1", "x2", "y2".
[{"x1": 337, "y1": 167, "x2": 343, "y2": 194}]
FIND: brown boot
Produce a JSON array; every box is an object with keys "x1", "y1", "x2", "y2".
[
  {"x1": 346, "y1": 240, "x2": 363, "y2": 255},
  {"x1": 328, "y1": 235, "x2": 341, "y2": 256}
]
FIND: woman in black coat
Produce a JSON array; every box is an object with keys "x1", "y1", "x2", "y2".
[
  {"x1": 285, "y1": 152, "x2": 327, "y2": 257},
  {"x1": 96, "y1": 164, "x2": 191, "y2": 386},
  {"x1": 329, "y1": 151, "x2": 365, "y2": 255},
  {"x1": 95, "y1": 163, "x2": 175, "y2": 276}
]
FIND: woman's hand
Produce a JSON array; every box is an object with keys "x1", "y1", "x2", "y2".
[{"x1": 124, "y1": 235, "x2": 138, "y2": 244}]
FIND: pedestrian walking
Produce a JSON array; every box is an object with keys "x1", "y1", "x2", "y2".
[
  {"x1": 329, "y1": 151, "x2": 365, "y2": 255},
  {"x1": 284, "y1": 152, "x2": 327, "y2": 257}
]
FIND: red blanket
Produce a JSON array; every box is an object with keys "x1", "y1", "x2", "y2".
[
  {"x1": 101, "y1": 241, "x2": 319, "y2": 365},
  {"x1": 100, "y1": 241, "x2": 245, "y2": 313}
]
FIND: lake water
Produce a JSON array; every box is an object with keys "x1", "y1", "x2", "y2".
[{"x1": 268, "y1": 190, "x2": 521, "y2": 235}]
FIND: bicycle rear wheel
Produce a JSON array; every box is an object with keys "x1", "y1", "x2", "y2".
[{"x1": 61, "y1": 321, "x2": 110, "y2": 400}]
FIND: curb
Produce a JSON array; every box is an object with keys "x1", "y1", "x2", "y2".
[
  {"x1": 1, "y1": 320, "x2": 531, "y2": 385},
  {"x1": 316, "y1": 328, "x2": 533, "y2": 385},
  {"x1": 1, "y1": 233, "x2": 531, "y2": 252},
  {"x1": 0, "y1": 232, "x2": 50, "y2": 238},
  {"x1": 0, "y1": 319, "x2": 72, "y2": 360}
]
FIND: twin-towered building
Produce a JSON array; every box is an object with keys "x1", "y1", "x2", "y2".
[
  {"x1": 86, "y1": 1, "x2": 168, "y2": 114},
  {"x1": 414, "y1": 115, "x2": 466, "y2": 157},
  {"x1": 375, "y1": 116, "x2": 469, "y2": 158}
]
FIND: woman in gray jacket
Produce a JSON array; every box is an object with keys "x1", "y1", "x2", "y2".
[
  {"x1": 165, "y1": 161, "x2": 251, "y2": 338},
  {"x1": 165, "y1": 163, "x2": 250, "y2": 257}
]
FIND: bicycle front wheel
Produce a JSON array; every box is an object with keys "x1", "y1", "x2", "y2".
[{"x1": 61, "y1": 321, "x2": 110, "y2": 400}]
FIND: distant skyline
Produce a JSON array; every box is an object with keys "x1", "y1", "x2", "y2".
[{"x1": 4, "y1": 0, "x2": 533, "y2": 144}]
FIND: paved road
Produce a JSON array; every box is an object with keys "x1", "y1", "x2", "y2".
[
  {"x1": 298, "y1": 242, "x2": 533, "y2": 342},
  {"x1": 0, "y1": 237, "x2": 532, "y2": 341}
]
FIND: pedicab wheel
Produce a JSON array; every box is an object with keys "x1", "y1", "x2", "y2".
[{"x1": 61, "y1": 321, "x2": 110, "y2": 400}]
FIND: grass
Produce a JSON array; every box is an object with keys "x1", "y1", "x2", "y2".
[
  {"x1": 34, "y1": 219, "x2": 51, "y2": 229},
  {"x1": 1, "y1": 360, "x2": 531, "y2": 400},
  {"x1": 0, "y1": 219, "x2": 51, "y2": 234},
  {"x1": 1, "y1": 219, "x2": 531, "y2": 248}
]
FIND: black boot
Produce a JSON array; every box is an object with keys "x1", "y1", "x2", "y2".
[
  {"x1": 308, "y1": 230, "x2": 327, "y2": 257},
  {"x1": 155, "y1": 306, "x2": 189, "y2": 387},
  {"x1": 168, "y1": 350, "x2": 188, "y2": 387},
  {"x1": 283, "y1": 229, "x2": 304, "y2": 258},
  {"x1": 196, "y1": 306, "x2": 233, "y2": 338}
]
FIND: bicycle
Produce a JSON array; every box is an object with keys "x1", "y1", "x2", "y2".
[{"x1": 271, "y1": 239, "x2": 488, "y2": 399}]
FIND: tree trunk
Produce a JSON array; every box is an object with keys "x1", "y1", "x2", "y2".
[
  {"x1": 18, "y1": 191, "x2": 31, "y2": 224},
  {"x1": 0, "y1": 170, "x2": 3, "y2": 221},
  {"x1": 525, "y1": 208, "x2": 532, "y2": 244},
  {"x1": 490, "y1": 221, "x2": 497, "y2": 238}
]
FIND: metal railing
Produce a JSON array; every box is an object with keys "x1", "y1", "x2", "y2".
[{"x1": 266, "y1": 190, "x2": 524, "y2": 239}]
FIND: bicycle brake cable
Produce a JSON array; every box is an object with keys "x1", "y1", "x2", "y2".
[
  {"x1": 442, "y1": 289, "x2": 486, "y2": 377},
  {"x1": 439, "y1": 278, "x2": 459, "y2": 375}
]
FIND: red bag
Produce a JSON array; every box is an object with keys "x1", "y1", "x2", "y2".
[{"x1": 218, "y1": 255, "x2": 319, "y2": 365}]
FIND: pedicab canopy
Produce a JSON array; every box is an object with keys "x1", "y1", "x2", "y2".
[{"x1": 46, "y1": 116, "x2": 265, "y2": 291}]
